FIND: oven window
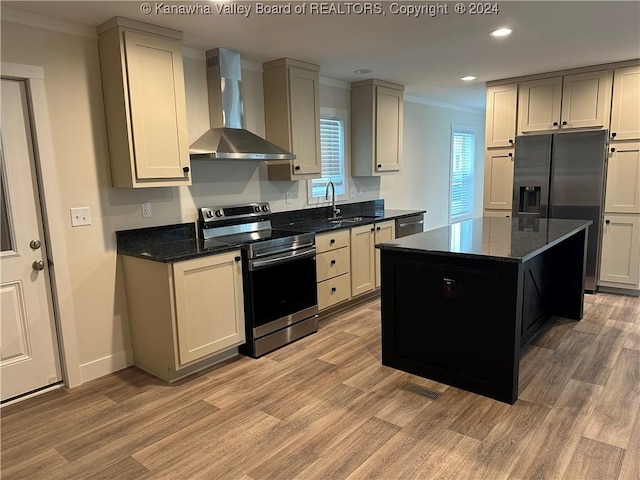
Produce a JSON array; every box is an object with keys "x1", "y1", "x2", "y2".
[{"x1": 248, "y1": 255, "x2": 317, "y2": 328}]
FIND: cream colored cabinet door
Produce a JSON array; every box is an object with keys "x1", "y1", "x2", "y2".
[
  {"x1": 610, "y1": 65, "x2": 640, "y2": 141},
  {"x1": 485, "y1": 84, "x2": 517, "y2": 148},
  {"x1": 374, "y1": 221, "x2": 396, "y2": 288},
  {"x1": 97, "y1": 20, "x2": 191, "y2": 188},
  {"x1": 376, "y1": 86, "x2": 403, "y2": 172},
  {"x1": 173, "y1": 251, "x2": 245, "y2": 366},
  {"x1": 350, "y1": 224, "x2": 375, "y2": 296},
  {"x1": 605, "y1": 142, "x2": 640, "y2": 213},
  {"x1": 289, "y1": 66, "x2": 321, "y2": 176},
  {"x1": 483, "y1": 149, "x2": 515, "y2": 211},
  {"x1": 560, "y1": 70, "x2": 611, "y2": 130},
  {"x1": 600, "y1": 215, "x2": 640, "y2": 288},
  {"x1": 518, "y1": 77, "x2": 563, "y2": 134}
]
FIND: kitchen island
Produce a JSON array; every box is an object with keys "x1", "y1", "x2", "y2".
[{"x1": 376, "y1": 217, "x2": 591, "y2": 404}]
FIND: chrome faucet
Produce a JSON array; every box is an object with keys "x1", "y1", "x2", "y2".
[{"x1": 325, "y1": 181, "x2": 341, "y2": 219}]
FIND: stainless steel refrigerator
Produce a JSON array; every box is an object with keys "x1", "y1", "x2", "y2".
[{"x1": 512, "y1": 130, "x2": 608, "y2": 292}]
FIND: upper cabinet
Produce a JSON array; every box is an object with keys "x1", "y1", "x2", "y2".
[
  {"x1": 351, "y1": 79, "x2": 404, "y2": 176},
  {"x1": 610, "y1": 65, "x2": 640, "y2": 141},
  {"x1": 263, "y1": 58, "x2": 321, "y2": 181},
  {"x1": 518, "y1": 70, "x2": 611, "y2": 134},
  {"x1": 485, "y1": 84, "x2": 517, "y2": 148},
  {"x1": 97, "y1": 17, "x2": 191, "y2": 188}
]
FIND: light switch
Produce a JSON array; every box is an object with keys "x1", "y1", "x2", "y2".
[
  {"x1": 285, "y1": 193, "x2": 292, "y2": 205},
  {"x1": 70, "y1": 207, "x2": 91, "y2": 227}
]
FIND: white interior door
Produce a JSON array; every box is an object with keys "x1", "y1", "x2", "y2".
[{"x1": 1, "y1": 79, "x2": 62, "y2": 402}]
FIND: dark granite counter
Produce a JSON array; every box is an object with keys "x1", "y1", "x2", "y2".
[
  {"x1": 116, "y1": 223, "x2": 240, "y2": 263},
  {"x1": 377, "y1": 217, "x2": 592, "y2": 263}
]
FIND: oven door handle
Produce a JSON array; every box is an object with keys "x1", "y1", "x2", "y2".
[{"x1": 248, "y1": 246, "x2": 316, "y2": 271}]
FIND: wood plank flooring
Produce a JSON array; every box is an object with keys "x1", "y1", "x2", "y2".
[{"x1": 2, "y1": 292, "x2": 639, "y2": 480}]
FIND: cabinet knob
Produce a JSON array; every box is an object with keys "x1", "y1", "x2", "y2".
[
  {"x1": 377, "y1": 164, "x2": 382, "y2": 168},
  {"x1": 370, "y1": 227, "x2": 375, "y2": 232},
  {"x1": 183, "y1": 166, "x2": 190, "y2": 174},
  {"x1": 234, "y1": 256, "x2": 241, "y2": 262},
  {"x1": 330, "y1": 239, "x2": 335, "y2": 244},
  {"x1": 330, "y1": 259, "x2": 336, "y2": 265},
  {"x1": 611, "y1": 147, "x2": 616, "y2": 153},
  {"x1": 611, "y1": 132, "x2": 617, "y2": 138},
  {"x1": 294, "y1": 165, "x2": 301, "y2": 171},
  {"x1": 605, "y1": 219, "x2": 610, "y2": 225},
  {"x1": 561, "y1": 121, "x2": 568, "y2": 126},
  {"x1": 508, "y1": 139, "x2": 514, "y2": 144},
  {"x1": 331, "y1": 287, "x2": 337, "y2": 292},
  {"x1": 553, "y1": 122, "x2": 559, "y2": 126},
  {"x1": 376, "y1": 226, "x2": 381, "y2": 231},
  {"x1": 508, "y1": 153, "x2": 513, "y2": 158}
]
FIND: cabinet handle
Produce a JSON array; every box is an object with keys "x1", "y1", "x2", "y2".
[
  {"x1": 370, "y1": 227, "x2": 375, "y2": 232},
  {"x1": 611, "y1": 132, "x2": 617, "y2": 138},
  {"x1": 234, "y1": 256, "x2": 241, "y2": 262},
  {"x1": 330, "y1": 259, "x2": 336, "y2": 265},
  {"x1": 561, "y1": 121, "x2": 568, "y2": 126},
  {"x1": 611, "y1": 147, "x2": 616, "y2": 153},
  {"x1": 331, "y1": 287, "x2": 337, "y2": 292},
  {"x1": 553, "y1": 122, "x2": 559, "y2": 126},
  {"x1": 294, "y1": 165, "x2": 301, "y2": 171},
  {"x1": 605, "y1": 219, "x2": 610, "y2": 225},
  {"x1": 183, "y1": 166, "x2": 190, "y2": 174},
  {"x1": 377, "y1": 164, "x2": 382, "y2": 168},
  {"x1": 376, "y1": 226, "x2": 381, "y2": 231}
]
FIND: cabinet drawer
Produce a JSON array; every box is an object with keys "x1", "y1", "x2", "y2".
[
  {"x1": 316, "y1": 229, "x2": 350, "y2": 253},
  {"x1": 318, "y1": 273, "x2": 351, "y2": 310},
  {"x1": 316, "y1": 247, "x2": 350, "y2": 282}
]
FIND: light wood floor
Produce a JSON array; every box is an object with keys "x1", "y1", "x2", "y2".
[{"x1": 2, "y1": 292, "x2": 639, "y2": 480}]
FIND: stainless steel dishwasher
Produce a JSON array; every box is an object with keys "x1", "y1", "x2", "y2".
[{"x1": 395, "y1": 213, "x2": 424, "y2": 238}]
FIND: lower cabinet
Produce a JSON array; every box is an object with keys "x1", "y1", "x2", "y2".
[
  {"x1": 599, "y1": 215, "x2": 640, "y2": 289},
  {"x1": 121, "y1": 250, "x2": 245, "y2": 381},
  {"x1": 351, "y1": 220, "x2": 396, "y2": 297},
  {"x1": 316, "y1": 230, "x2": 351, "y2": 311}
]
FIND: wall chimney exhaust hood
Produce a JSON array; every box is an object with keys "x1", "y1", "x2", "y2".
[{"x1": 189, "y1": 48, "x2": 296, "y2": 161}]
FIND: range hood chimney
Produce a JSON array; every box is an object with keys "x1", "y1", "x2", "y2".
[{"x1": 189, "y1": 48, "x2": 296, "y2": 161}]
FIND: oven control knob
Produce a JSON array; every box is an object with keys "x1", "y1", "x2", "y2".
[
  {"x1": 261, "y1": 205, "x2": 269, "y2": 212},
  {"x1": 205, "y1": 210, "x2": 214, "y2": 219},
  {"x1": 254, "y1": 206, "x2": 261, "y2": 213},
  {"x1": 215, "y1": 210, "x2": 223, "y2": 218}
]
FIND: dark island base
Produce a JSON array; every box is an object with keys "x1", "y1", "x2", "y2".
[{"x1": 380, "y1": 228, "x2": 587, "y2": 404}]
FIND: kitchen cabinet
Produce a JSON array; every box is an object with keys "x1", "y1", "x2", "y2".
[
  {"x1": 599, "y1": 215, "x2": 640, "y2": 289},
  {"x1": 121, "y1": 250, "x2": 245, "y2": 382},
  {"x1": 351, "y1": 79, "x2": 404, "y2": 176},
  {"x1": 485, "y1": 84, "x2": 517, "y2": 148},
  {"x1": 263, "y1": 58, "x2": 321, "y2": 180},
  {"x1": 517, "y1": 70, "x2": 611, "y2": 134},
  {"x1": 483, "y1": 149, "x2": 515, "y2": 211},
  {"x1": 605, "y1": 142, "x2": 640, "y2": 213},
  {"x1": 610, "y1": 65, "x2": 640, "y2": 141},
  {"x1": 316, "y1": 230, "x2": 351, "y2": 311},
  {"x1": 351, "y1": 220, "x2": 395, "y2": 296},
  {"x1": 97, "y1": 17, "x2": 191, "y2": 188}
]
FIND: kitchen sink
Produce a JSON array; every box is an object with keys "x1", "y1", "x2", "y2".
[{"x1": 328, "y1": 216, "x2": 375, "y2": 224}]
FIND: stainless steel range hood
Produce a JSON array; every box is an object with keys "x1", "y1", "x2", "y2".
[{"x1": 189, "y1": 48, "x2": 295, "y2": 161}]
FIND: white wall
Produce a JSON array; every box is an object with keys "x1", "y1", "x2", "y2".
[{"x1": 0, "y1": 16, "x2": 484, "y2": 384}]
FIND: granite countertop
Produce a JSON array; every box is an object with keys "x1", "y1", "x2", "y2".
[
  {"x1": 376, "y1": 217, "x2": 592, "y2": 263},
  {"x1": 116, "y1": 201, "x2": 427, "y2": 263}
]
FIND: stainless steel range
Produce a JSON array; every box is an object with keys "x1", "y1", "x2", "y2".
[{"x1": 198, "y1": 202, "x2": 318, "y2": 357}]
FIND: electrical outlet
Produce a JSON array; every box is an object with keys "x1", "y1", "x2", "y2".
[
  {"x1": 142, "y1": 202, "x2": 152, "y2": 218},
  {"x1": 70, "y1": 207, "x2": 91, "y2": 227},
  {"x1": 350, "y1": 187, "x2": 357, "y2": 198},
  {"x1": 358, "y1": 188, "x2": 363, "y2": 197},
  {"x1": 285, "y1": 192, "x2": 292, "y2": 205}
]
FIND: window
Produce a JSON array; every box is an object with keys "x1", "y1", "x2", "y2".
[
  {"x1": 308, "y1": 108, "x2": 348, "y2": 203},
  {"x1": 449, "y1": 125, "x2": 476, "y2": 222}
]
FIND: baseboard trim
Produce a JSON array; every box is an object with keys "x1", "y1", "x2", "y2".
[
  {"x1": 598, "y1": 286, "x2": 640, "y2": 297},
  {"x1": 79, "y1": 349, "x2": 133, "y2": 383}
]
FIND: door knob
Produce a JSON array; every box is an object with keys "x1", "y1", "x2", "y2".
[
  {"x1": 32, "y1": 260, "x2": 45, "y2": 271},
  {"x1": 30, "y1": 239, "x2": 41, "y2": 250}
]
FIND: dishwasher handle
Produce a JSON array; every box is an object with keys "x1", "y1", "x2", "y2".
[{"x1": 397, "y1": 219, "x2": 424, "y2": 229}]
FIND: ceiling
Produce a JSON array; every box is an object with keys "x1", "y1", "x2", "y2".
[{"x1": 3, "y1": 1, "x2": 640, "y2": 110}]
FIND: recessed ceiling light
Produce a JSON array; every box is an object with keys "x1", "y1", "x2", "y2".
[
  {"x1": 354, "y1": 69, "x2": 372, "y2": 75},
  {"x1": 460, "y1": 76, "x2": 477, "y2": 81},
  {"x1": 490, "y1": 28, "x2": 512, "y2": 37}
]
